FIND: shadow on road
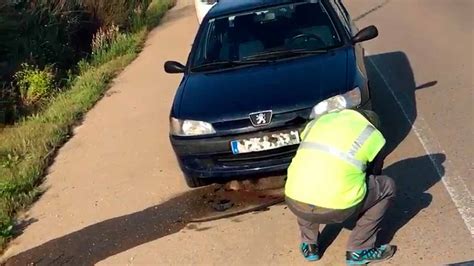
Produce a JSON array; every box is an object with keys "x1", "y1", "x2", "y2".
[
  {"x1": 365, "y1": 51, "x2": 437, "y2": 154},
  {"x1": 378, "y1": 153, "x2": 445, "y2": 244},
  {"x1": 317, "y1": 154, "x2": 445, "y2": 256},
  {"x1": 318, "y1": 52, "x2": 441, "y2": 253},
  {"x1": 12, "y1": 218, "x2": 38, "y2": 238},
  {"x1": 318, "y1": 51, "x2": 442, "y2": 256},
  {"x1": 5, "y1": 185, "x2": 283, "y2": 265}
]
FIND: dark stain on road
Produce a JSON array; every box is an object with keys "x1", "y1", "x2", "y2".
[{"x1": 5, "y1": 185, "x2": 284, "y2": 265}]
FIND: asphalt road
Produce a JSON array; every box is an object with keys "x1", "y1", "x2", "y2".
[
  {"x1": 346, "y1": 0, "x2": 473, "y2": 237},
  {"x1": 2, "y1": 0, "x2": 473, "y2": 265}
]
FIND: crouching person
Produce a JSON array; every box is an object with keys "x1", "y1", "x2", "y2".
[{"x1": 285, "y1": 109, "x2": 396, "y2": 265}]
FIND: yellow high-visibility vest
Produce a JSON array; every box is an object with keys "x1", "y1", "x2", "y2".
[{"x1": 285, "y1": 109, "x2": 386, "y2": 209}]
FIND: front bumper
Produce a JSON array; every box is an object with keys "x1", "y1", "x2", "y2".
[{"x1": 171, "y1": 125, "x2": 305, "y2": 179}]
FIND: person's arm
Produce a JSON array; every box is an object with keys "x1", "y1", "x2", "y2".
[
  {"x1": 366, "y1": 146, "x2": 386, "y2": 176},
  {"x1": 357, "y1": 109, "x2": 387, "y2": 175}
]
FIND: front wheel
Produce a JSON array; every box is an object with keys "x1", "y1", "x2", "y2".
[
  {"x1": 365, "y1": 81, "x2": 374, "y2": 111},
  {"x1": 362, "y1": 99, "x2": 373, "y2": 111},
  {"x1": 184, "y1": 175, "x2": 214, "y2": 188}
]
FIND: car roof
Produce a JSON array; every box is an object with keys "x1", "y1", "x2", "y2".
[{"x1": 207, "y1": 0, "x2": 312, "y2": 18}]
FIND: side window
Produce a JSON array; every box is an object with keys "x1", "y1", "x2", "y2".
[{"x1": 329, "y1": 0, "x2": 351, "y2": 36}]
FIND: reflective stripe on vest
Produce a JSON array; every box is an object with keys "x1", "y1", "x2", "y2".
[
  {"x1": 298, "y1": 124, "x2": 375, "y2": 171},
  {"x1": 349, "y1": 125, "x2": 375, "y2": 156}
]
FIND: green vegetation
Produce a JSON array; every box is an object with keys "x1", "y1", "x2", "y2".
[
  {"x1": 14, "y1": 64, "x2": 56, "y2": 107},
  {"x1": 0, "y1": 0, "x2": 174, "y2": 247}
]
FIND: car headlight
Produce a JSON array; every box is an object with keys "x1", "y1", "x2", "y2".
[
  {"x1": 309, "y1": 87, "x2": 361, "y2": 119},
  {"x1": 170, "y1": 118, "x2": 216, "y2": 136}
]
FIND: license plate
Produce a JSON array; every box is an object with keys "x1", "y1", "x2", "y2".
[{"x1": 230, "y1": 130, "x2": 300, "y2": 155}]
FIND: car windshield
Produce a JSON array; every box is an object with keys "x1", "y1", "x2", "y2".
[{"x1": 191, "y1": 1, "x2": 342, "y2": 70}]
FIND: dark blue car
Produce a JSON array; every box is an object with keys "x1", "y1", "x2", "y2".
[{"x1": 164, "y1": 0, "x2": 379, "y2": 187}]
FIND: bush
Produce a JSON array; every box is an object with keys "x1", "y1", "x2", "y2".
[
  {"x1": 0, "y1": 1, "x2": 93, "y2": 78},
  {"x1": 92, "y1": 24, "x2": 121, "y2": 53},
  {"x1": 14, "y1": 64, "x2": 55, "y2": 106},
  {"x1": 0, "y1": 0, "x2": 155, "y2": 92},
  {"x1": 81, "y1": 0, "x2": 152, "y2": 29}
]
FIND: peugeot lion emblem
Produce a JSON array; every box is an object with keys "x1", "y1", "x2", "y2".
[{"x1": 249, "y1": 110, "x2": 272, "y2": 127}]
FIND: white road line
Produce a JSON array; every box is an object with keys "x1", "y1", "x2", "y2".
[{"x1": 367, "y1": 54, "x2": 474, "y2": 237}]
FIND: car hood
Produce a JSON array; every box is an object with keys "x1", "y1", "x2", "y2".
[{"x1": 177, "y1": 48, "x2": 350, "y2": 123}]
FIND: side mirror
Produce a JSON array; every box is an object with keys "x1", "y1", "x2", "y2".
[
  {"x1": 164, "y1": 61, "x2": 186, "y2": 73},
  {"x1": 352, "y1": 25, "x2": 379, "y2": 44}
]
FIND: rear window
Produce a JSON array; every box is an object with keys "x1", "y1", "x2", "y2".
[{"x1": 191, "y1": 1, "x2": 342, "y2": 67}]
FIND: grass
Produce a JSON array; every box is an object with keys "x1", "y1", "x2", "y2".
[
  {"x1": 90, "y1": 29, "x2": 147, "y2": 67},
  {"x1": 0, "y1": 0, "x2": 174, "y2": 248}
]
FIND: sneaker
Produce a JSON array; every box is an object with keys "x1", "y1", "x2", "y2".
[
  {"x1": 300, "y1": 242, "x2": 320, "y2": 261},
  {"x1": 346, "y1": 244, "x2": 396, "y2": 265}
]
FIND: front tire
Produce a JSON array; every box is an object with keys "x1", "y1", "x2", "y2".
[{"x1": 184, "y1": 175, "x2": 213, "y2": 188}]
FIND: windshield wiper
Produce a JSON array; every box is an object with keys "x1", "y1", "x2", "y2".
[
  {"x1": 244, "y1": 49, "x2": 328, "y2": 60},
  {"x1": 191, "y1": 59, "x2": 270, "y2": 72}
]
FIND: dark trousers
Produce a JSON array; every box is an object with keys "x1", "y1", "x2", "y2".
[{"x1": 286, "y1": 175, "x2": 396, "y2": 251}]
